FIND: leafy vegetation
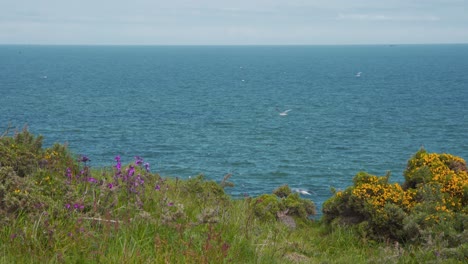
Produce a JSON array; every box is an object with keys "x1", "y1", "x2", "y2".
[
  {"x1": 323, "y1": 148, "x2": 467, "y2": 261},
  {"x1": 1, "y1": 128, "x2": 467, "y2": 263}
]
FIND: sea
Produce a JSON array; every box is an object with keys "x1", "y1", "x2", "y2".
[{"x1": 1, "y1": 44, "x2": 467, "y2": 213}]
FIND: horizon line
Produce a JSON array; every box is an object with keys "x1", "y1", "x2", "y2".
[{"x1": 1, "y1": 42, "x2": 467, "y2": 47}]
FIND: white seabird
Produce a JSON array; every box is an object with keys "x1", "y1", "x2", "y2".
[
  {"x1": 277, "y1": 108, "x2": 292, "y2": 116},
  {"x1": 292, "y1": 188, "x2": 312, "y2": 195}
]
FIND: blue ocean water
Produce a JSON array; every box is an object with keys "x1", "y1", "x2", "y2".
[{"x1": 1, "y1": 45, "x2": 467, "y2": 212}]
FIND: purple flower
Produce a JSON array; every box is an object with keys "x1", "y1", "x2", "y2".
[
  {"x1": 135, "y1": 156, "x2": 144, "y2": 166},
  {"x1": 135, "y1": 174, "x2": 144, "y2": 186},
  {"x1": 66, "y1": 167, "x2": 72, "y2": 179},
  {"x1": 107, "y1": 183, "x2": 114, "y2": 189},
  {"x1": 78, "y1": 155, "x2": 90, "y2": 163},
  {"x1": 155, "y1": 185, "x2": 160, "y2": 190},
  {"x1": 167, "y1": 202, "x2": 174, "y2": 206},
  {"x1": 87, "y1": 177, "x2": 98, "y2": 184},
  {"x1": 127, "y1": 165, "x2": 135, "y2": 178},
  {"x1": 65, "y1": 204, "x2": 71, "y2": 209},
  {"x1": 73, "y1": 203, "x2": 84, "y2": 210},
  {"x1": 144, "y1": 163, "x2": 150, "y2": 172},
  {"x1": 115, "y1": 155, "x2": 122, "y2": 171}
]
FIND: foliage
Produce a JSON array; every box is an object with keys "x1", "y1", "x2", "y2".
[
  {"x1": 323, "y1": 149, "x2": 468, "y2": 261},
  {"x1": 272, "y1": 184, "x2": 292, "y2": 198},
  {"x1": 1, "y1": 130, "x2": 466, "y2": 263},
  {"x1": 0, "y1": 127, "x2": 44, "y2": 177},
  {"x1": 250, "y1": 185, "x2": 316, "y2": 224}
]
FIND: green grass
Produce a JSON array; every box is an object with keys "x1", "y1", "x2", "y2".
[
  {"x1": 0, "y1": 129, "x2": 465, "y2": 263},
  {"x1": 1, "y1": 174, "x2": 461, "y2": 263}
]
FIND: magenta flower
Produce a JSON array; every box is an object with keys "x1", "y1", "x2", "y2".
[
  {"x1": 73, "y1": 203, "x2": 84, "y2": 210},
  {"x1": 115, "y1": 155, "x2": 122, "y2": 171},
  {"x1": 144, "y1": 163, "x2": 150, "y2": 172},
  {"x1": 135, "y1": 174, "x2": 144, "y2": 186},
  {"x1": 107, "y1": 183, "x2": 114, "y2": 189},
  {"x1": 78, "y1": 155, "x2": 90, "y2": 163},
  {"x1": 127, "y1": 165, "x2": 135, "y2": 178},
  {"x1": 167, "y1": 202, "x2": 174, "y2": 206},
  {"x1": 65, "y1": 204, "x2": 71, "y2": 209},
  {"x1": 87, "y1": 177, "x2": 98, "y2": 184},
  {"x1": 135, "y1": 156, "x2": 144, "y2": 166},
  {"x1": 155, "y1": 185, "x2": 160, "y2": 190}
]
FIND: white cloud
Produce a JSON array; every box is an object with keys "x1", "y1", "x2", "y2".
[
  {"x1": 0, "y1": 0, "x2": 466, "y2": 44},
  {"x1": 336, "y1": 14, "x2": 440, "y2": 22}
]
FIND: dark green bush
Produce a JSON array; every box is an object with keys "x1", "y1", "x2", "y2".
[
  {"x1": 0, "y1": 166, "x2": 55, "y2": 223},
  {"x1": 273, "y1": 184, "x2": 292, "y2": 198},
  {"x1": 0, "y1": 128, "x2": 43, "y2": 177},
  {"x1": 0, "y1": 127, "x2": 77, "y2": 177},
  {"x1": 323, "y1": 149, "x2": 468, "y2": 250},
  {"x1": 251, "y1": 185, "x2": 316, "y2": 223}
]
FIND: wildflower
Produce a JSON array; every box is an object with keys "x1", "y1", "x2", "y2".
[
  {"x1": 155, "y1": 185, "x2": 161, "y2": 190},
  {"x1": 73, "y1": 203, "x2": 84, "y2": 210},
  {"x1": 65, "y1": 204, "x2": 71, "y2": 209},
  {"x1": 107, "y1": 183, "x2": 114, "y2": 189},
  {"x1": 115, "y1": 155, "x2": 122, "y2": 171},
  {"x1": 14, "y1": 189, "x2": 21, "y2": 194},
  {"x1": 66, "y1": 167, "x2": 72, "y2": 179},
  {"x1": 135, "y1": 156, "x2": 144, "y2": 166},
  {"x1": 135, "y1": 174, "x2": 144, "y2": 186},
  {"x1": 127, "y1": 165, "x2": 135, "y2": 178},
  {"x1": 78, "y1": 155, "x2": 90, "y2": 163},
  {"x1": 87, "y1": 177, "x2": 98, "y2": 184},
  {"x1": 144, "y1": 162, "x2": 150, "y2": 172},
  {"x1": 168, "y1": 202, "x2": 174, "y2": 206}
]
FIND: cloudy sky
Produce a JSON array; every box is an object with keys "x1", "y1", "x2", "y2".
[{"x1": 1, "y1": 0, "x2": 467, "y2": 45}]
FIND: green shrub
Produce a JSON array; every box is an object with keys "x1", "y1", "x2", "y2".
[
  {"x1": 0, "y1": 166, "x2": 55, "y2": 223},
  {"x1": 323, "y1": 149, "x2": 468, "y2": 246},
  {"x1": 251, "y1": 194, "x2": 283, "y2": 222},
  {"x1": 273, "y1": 184, "x2": 292, "y2": 198},
  {"x1": 251, "y1": 185, "x2": 316, "y2": 223},
  {"x1": 0, "y1": 128, "x2": 43, "y2": 177},
  {"x1": 0, "y1": 127, "x2": 77, "y2": 177}
]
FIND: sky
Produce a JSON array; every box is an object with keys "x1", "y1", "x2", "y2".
[{"x1": 1, "y1": 0, "x2": 467, "y2": 45}]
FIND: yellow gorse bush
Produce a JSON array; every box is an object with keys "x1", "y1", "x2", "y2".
[
  {"x1": 405, "y1": 150, "x2": 468, "y2": 213},
  {"x1": 323, "y1": 149, "x2": 467, "y2": 243},
  {"x1": 351, "y1": 174, "x2": 416, "y2": 212}
]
